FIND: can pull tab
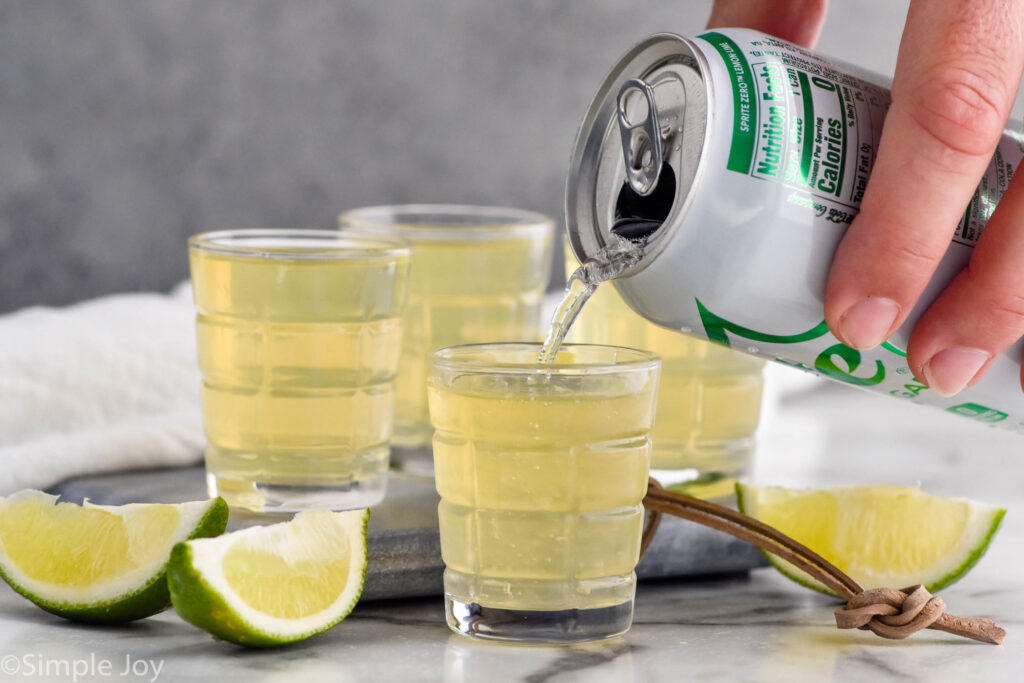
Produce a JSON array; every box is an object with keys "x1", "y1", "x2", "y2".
[{"x1": 617, "y1": 79, "x2": 663, "y2": 196}]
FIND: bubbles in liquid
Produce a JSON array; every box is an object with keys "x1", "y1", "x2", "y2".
[{"x1": 538, "y1": 236, "x2": 645, "y2": 364}]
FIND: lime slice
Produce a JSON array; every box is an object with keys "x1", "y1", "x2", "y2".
[
  {"x1": 0, "y1": 490, "x2": 228, "y2": 622},
  {"x1": 168, "y1": 508, "x2": 369, "y2": 647},
  {"x1": 736, "y1": 483, "x2": 1005, "y2": 596}
]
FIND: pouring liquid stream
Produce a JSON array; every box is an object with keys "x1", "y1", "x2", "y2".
[{"x1": 538, "y1": 235, "x2": 646, "y2": 364}]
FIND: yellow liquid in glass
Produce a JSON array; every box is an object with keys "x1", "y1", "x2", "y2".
[
  {"x1": 566, "y1": 250, "x2": 765, "y2": 494},
  {"x1": 429, "y1": 369, "x2": 656, "y2": 611},
  {"x1": 190, "y1": 247, "x2": 406, "y2": 507},
  {"x1": 395, "y1": 235, "x2": 552, "y2": 448}
]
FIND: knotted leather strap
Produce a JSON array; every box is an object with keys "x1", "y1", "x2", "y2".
[
  {"x1": 835, "y1": 586, "x2": 945, "y2": 638},
  {"x1": 641, "y1": 478, "x2": 1005, "y2": 644}
]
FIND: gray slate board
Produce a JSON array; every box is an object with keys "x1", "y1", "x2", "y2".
[{"x1": 52, "y1": 467, "x2": 766, "y2": 601}]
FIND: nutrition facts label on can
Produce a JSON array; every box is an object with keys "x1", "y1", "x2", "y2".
[
  {"x1": 957, "y1": 133, "x2": 1024, "y2": 246},
  {"x1": 566, "y1": 27, "x2": 1024, "y2": 432},
  {"x1": 699, "y1": 31, "x2": 890, "y2": 225}
]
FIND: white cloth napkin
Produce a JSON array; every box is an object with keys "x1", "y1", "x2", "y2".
[{"x1": 0, "y1": 287, "x2": 203, "y2": 494}]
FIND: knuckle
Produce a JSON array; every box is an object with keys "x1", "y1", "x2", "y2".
[
  {"x1": 963, "y1": 264, "x2": 1024, "y2": 332},
  {"x1": 843, "y1": 209, "x2": 950, "y2": 288},
  {"x1": 989, "y1": 297, "x2": 1024, "y2": 327},
  {"x1": 905, "y1": 62, "x2": 1010, "y2": 158},
  {"x1": 872, "y1": 235, "x2": 947, "y2": 278},
  {"x1": 983, "y1": 293, "x2": 1024, "y2": 330}
]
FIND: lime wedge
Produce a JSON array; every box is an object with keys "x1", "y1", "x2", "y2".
[
  {"x1": 0, "y1": 490, "x2": 228, "y2": 622},
  {"x1": 736, "y1": 483, "x2": 1005, "y2": 596},
  {"x1": 168, "y1": 508, "x2": 369, "y2": 647}
]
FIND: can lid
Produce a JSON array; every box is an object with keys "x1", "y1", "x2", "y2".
[{"x1": 565, "y1": 33, "x2": 710, "y2": 273}]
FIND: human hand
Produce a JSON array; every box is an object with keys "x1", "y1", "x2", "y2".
[{"x1": 709, "y1": 0, "x2": 1024, "y2": 396}]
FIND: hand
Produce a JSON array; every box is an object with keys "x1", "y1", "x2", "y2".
[
  {"x1": 709, "y1": 0, "x2": 1024, "y2": 396},
  {"x1": 706, "y1": 0, "x2": 827, "y2": 47}
]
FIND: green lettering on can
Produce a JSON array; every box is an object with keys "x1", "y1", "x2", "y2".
[
  {"x1": 797, "y1": 71, "x2": 814, "y2": 185},
  {"x1": 946, "y1": 403, "x2": 1008, "y2": 423},
  {"x1": 814, "y1": 343, "x2": 885, "y2": 386},
  {"x1": 881, "y1": 340, "x2": 906, "y2": 357},
  {"x1": 696, "y1": 298, "x2": 830, "y2": 346},
  {"x1": 699, "y1": 32, "x2": 757, "y2": 174}
]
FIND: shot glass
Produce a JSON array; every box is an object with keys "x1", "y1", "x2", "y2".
[
  {"x1": 189, "y1": 229, "x2": 410, "y2": 512},
  {"x1": 339, "y1": 205, "x2": 555, "y2": 474},
  {"x1": 566, "y1": 246, "x2": 764, "y2": 498},
  {"x1": 428, "y1": 343, "x2": 660, "y2": 643}
]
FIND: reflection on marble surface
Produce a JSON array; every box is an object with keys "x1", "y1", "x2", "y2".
[
  {"x1": 0, "y1": 565, "x2": 1017, "y2": 682},
  {"x1": 444, "y1": 637, "x2": 636, "y2": 683},
  {"x1": 4, "y1": 373, "x2": 1022, "y2": 681}
]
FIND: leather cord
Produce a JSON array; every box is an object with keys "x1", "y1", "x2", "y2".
[{"x1": 640, "y1": 478, "x2": 1005, "y2": 644}]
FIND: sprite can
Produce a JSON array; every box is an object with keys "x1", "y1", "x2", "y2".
[{"x1": 565, "y1": 28, "x2": 1024, "y2": 430}]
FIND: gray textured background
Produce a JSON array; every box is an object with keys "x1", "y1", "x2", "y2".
[{"x1": 0, "y1": 1, "x2": 932, "y2": 312}]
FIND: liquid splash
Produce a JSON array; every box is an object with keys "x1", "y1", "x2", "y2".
[{"x1": 538, "y1": 237, "x2": 644, "y2": 364}]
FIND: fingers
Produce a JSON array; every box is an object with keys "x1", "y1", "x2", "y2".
[
  {"x1": 906, "y1": 173, "x2": 1024, "y2": 395},
  {"x1": 824, "y1": 0, "x2": 1024, "y2": 351},
  {"x1": 706, "y1": 0, "x2": 828, "y2": 48}
]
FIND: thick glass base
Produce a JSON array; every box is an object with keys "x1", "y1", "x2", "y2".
[
  {"x1": 445, "y1": 596, "x2": 633, "y2": 643},
  {"x1": 207, "y1": 472, "x2": 387, "y2": 513}
]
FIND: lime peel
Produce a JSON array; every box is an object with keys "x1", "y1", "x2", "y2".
[
  {"x1": 0, "y1": 490, "x2": 228, "y2": 622},
  {"x1": 168, "y1": 508, "x2": 369, "y2": 647},
  {"x1": 736, "y1": 483, "x2": 1005, "y2": 597}
]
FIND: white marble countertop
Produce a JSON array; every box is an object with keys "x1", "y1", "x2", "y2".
[{"x1": 1, "y1": 366, "x2": 1022, "y2": 682}]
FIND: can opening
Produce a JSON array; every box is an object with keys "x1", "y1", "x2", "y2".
[
  {"x1": 566, "y1": 34, "x2": 706, "y2": 270},
  {"x1": 611, "y1": 162, "x2": 676, "y2": 240}
]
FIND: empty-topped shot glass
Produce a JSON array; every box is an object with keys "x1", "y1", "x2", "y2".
[
  {"x1": 189, "y1": 229, "x2": 410, "y2": 512},
  {"x1": 339, "y1": 205, "x2": 554, "y2": 474},
  {"x1": 428, "y1": 343, "x2": 660, "y2": 642}
]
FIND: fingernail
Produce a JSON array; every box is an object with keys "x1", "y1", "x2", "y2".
[
  {"x1": 838, "y1": 298, "x2": 900, "y2": 349},
  {"x1": 922, "y1": 347, "x2": 990, "y2": 397}
]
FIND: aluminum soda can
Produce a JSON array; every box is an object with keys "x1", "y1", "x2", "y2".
[{"x1": 565, "y1": 28, "x2": 1024, "y2": 430}]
